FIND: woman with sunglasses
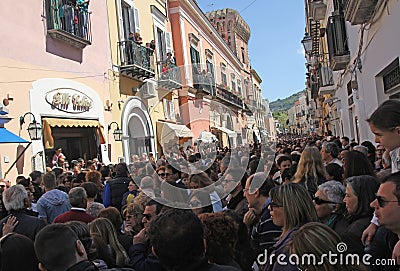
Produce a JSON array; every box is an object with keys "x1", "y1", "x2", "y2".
[
  {"x1": 263, "y1": 183, "x2": 318, "y2": 271},
  {"x1": 314, "y1": 180, "x2": 348, "y2": 238},
  {"x1": 343, "y1": 175, "x2": 379, "y2": 256}
]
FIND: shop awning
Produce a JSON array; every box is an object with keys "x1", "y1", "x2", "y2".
[
  {"x1": 195, "y1": 131, "x2": 218, "y2": 144},
  {"x1": 42, "y1": 118, "x2": 101, "y2": 127},
  {"x1": 157, "y1": 121, "x2": 193, "y2": 145},
  {"x1": 0, "y1": 128, "x2": 29, "y2": 143},
  {"x1": 42, "y1": 118, "x2": 106, "y2": 149},
  {"x1": 212, "y1": 125, "x2": 236, "y2": 137}
]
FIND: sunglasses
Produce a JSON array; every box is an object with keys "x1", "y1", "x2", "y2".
[
  {"x1": 158, "y1": 173, "x2": 166, "y2": 177},
  {"x1": 313, "y1": 196, "x2": 338, "y2": 205},
  {"x1": 143, "y1": 213, "x2": 152, "y2": 220},
  {"x1": 269, "y1": 201, "x2": 283, "y2": 210},
  {"x1": 375, "y1": 194, "x2": 400, "y2": 208}
]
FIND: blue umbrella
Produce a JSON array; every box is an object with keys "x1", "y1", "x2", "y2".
[{"x1": 0, "y1": 128, "x2": 29, "y2": 143}]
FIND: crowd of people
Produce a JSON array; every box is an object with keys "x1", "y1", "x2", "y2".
[{"x1": 0, "y1": 100, "x2": 400, "y2": 270}]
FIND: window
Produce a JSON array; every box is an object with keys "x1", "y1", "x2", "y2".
[
  {"x1": 221, "y1": 64, "x2": 227, "y2": 86},
  {"x1": 241, "y1": 47, "x2": 246, "y2": 64},
  {"x1": 122, "y1": 4, "x2": 139, "y2": 40},
  {"x1": 163, "y1": 99, "x2": 175, "y2": 120},
  {"x1": 237, "y1": 79, "x2": 242, "y2": 96},
  {"x1": 382, "y1": 58, "x2": 400, "y2": 93},
  {"x1": 231, "y1": 74, "x2": 236, "y2": 92}
]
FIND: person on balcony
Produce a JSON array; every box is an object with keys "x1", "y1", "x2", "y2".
[
  {"x1": 77, "y1": 0, "x2": 89, "y2": 38},
  {"x1": 166, "y1": 52, "x2": 176, "y2": 68},
  {"x1": 61, "y1": 0, "x2": 76, "y2": 34}
]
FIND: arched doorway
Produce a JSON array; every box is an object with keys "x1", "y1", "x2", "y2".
[{"x1": 121, "y1": 97, "x2": 155, "y2": 163}]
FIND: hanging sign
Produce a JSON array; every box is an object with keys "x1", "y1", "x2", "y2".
[{"x1": 45, "y1": 88, "x2": 93, "y2": 114}]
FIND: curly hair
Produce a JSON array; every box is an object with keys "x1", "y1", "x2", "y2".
[{"x1": 198, "y1": 212, "x2": 238, "y2": 265}]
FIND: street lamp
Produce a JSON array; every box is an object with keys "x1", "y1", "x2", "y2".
[
  {"x1": 108, "y1": 121, "x2": 122, "y2": 141},
  {"x1": 19, "y1": 112, "x2": 42, "y2": 140},
  {"x1": 301, "y1": 32, "x2": 313, "y2": 55}
]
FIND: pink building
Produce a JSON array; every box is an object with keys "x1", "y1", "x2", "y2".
[
  {"x1": 0, "y1": 0, "x2": 112, "y2": 180},
  {"x1": 168, "y1": 0, "x2": 253, "y2": 148}
]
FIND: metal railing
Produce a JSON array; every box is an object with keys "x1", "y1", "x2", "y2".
[
  {"x1": 118, "y1": 41, "x2": 154, "y2": 73},
  {"x1": 47, "y1": 0, "x2": 92, "y2": 42}
]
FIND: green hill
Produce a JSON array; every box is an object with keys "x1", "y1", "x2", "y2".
[{"x1": 270, "y1": 90, "x2": 304, "y2": 113}]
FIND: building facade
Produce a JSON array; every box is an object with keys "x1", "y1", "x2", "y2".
[{"x1": 304, "y1": 0, "x2": 400, "y2": 142}]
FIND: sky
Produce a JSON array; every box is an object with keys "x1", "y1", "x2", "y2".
[{"x1": 196, "y1": 0, "x2": 307, "y2": 102}]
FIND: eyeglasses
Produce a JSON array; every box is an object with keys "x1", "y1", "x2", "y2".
[
  {"x1": 269, "y1": 201, "x2": 283, "y2": 210},
  {"x1": 143, "y1": 213, "x2": 152, "y2": 220},
  {"x1": 313, "y1": 196, "x2": 338, "y2": 205},
  {"x1": 158, "y1": 173, "x2": 166, "y2": 177},
  {"x1": 375, "y1": 194, "x2": 400, "y2": 208}
]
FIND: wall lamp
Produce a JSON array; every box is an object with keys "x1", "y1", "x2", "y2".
[
  {"x1": 301, "y1": 32, "x2": 313, "y2": 55},
  {"x1": 19, "y1": 112, "x2": 42, "y2": 140},
  {"x1": 108, "y1": 121, "x2": 122, "y2": 141}
]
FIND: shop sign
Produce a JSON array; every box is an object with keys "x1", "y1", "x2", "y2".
[{"x1": 46, "y1": 88, "x2": 93, "y2": 113}]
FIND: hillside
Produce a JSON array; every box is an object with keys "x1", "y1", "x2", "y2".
[{"x1": 269, "y1": 90, "x2": 304, "y2": 112}]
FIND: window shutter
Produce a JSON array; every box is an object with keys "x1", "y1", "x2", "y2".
[
  {"x1": 134, "y1": 7, "x2": 140, "y2": 33},
  {"x1": 165, "y1": 32, "x2": 172, "y2": 53},
  {"x1": 169, "y1": 100, "x2": 175, "y2": 120},
  {"x1": 163, "y1": 98, "x2": 169, "y2": 119},
  {"x1": 128, "y1": 8, "x2": 135, "y2": 34}
]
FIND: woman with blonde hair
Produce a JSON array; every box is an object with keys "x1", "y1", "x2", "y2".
[
  {"x1": 89, "y1": 217, "x2": 129, "y2": 268},
  {"x1": 288, "y1": 222, "x2": 366, "y2": 271},
  {"x1": 293, "y1": 146, "x2": 328, "y2": 195},
  {"x1": 263, "y1": 183, "x2": 318, "y2": 271}
]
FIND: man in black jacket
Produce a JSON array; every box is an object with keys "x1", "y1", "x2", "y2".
[{"x1": 103, "y1": 163, "x2": 131, "y2": 212}]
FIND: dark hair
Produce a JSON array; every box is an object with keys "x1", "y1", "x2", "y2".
[
  {"x1": 281, "y1": 167, "x2": 295, "y2": 182},
  {"x1": 81, "y1": 182, "x2": 98, "y2": 198},
  {"x1": 29, "y1": 171, "x2": 42, "y2": 182},
  {"x1": 342, "y1": 136, "x2": 349, "y2": 143},
  {"x1": 165, "y1": 164, "x2": 181, "y2": 179},
  {"x1": 381, "y1": 172, "x2": 400, "y2": 203},
  {"x1": 1, "y1": 233, "x2": 39, "y2": 271},
  {"x1": 148, "y1": 209, "x2": 204, "y2": 268},
  {"x1": 277, "y1": 155, "x2": 292, "y2": 167},
  {"x1": 43, "y1": 172, "x2": 56, "y2": 189},
  {"x1": 146, "y1": 199, "x2": 163, "y2": 215},
  {"x1": 343, "y1": 151, "x2": 375, "y2": 179},
  {"x1": 115, "y1": 163, "x2": 129, "y2": 177},
  {"x1": 346, "y1": 175, "x2": 379, "y2": 222},
  {"x1": 34, "y1": 224, "x2": 79, "y2": 270},
  {"x1": 198, "y1": 213, "x2": 238, "y2": 265},
  {"x1": 325, "y1": 163, "x2": 344, "y2": 182},
  {"x1": 367, "y1": 99, "x2": 400, "y2": 130}
]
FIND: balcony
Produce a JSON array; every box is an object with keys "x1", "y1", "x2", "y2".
[
  {"x1": 157, "y1": 64, "x2": 182, "y2": 91},
  {"x1": 309, "y1": 0, "x2": 327, "y2": 20},
  {"x1": 345, "y1": 0, "x2": 379, "y2": 25},
  {"x1": 215, "y1": 84, "x2": 243, "y2": 109},
  {"x1": 192, "y1": 65, "x2": 216, "y2": 96},
  {"x1": 117, "y1": 41, "x2": 155, "y2": 80},
  {"x1": 46, "y1": 1, "x2": 91, "y2": 49}
]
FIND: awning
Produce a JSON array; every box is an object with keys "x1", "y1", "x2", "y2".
[
  {"x1": 212, "y1": 125, "x2": 236, "y2": 137},
  {"x1": 157, "y1": 121, "x2": 193, "y2": 145},
  {"x1": 196, "y1": 131, "x2": 217, "y2": 143},
  {"x1": 0, "y1": 128, "x2": 29, "y2": 143},
  {"x1": 42, "y1": 118, "x2": 106, "y2": 149},
  {"x1": 42, "y1": 118, "x2": 101, "y2": 127},
  {"x1": 318, "y1": 85, "x2": 336, "y2": 96}
]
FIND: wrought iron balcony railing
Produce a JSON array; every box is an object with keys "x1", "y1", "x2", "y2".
[{"x1": 117, "y1": 41, "x2": 155, "y2": 79}]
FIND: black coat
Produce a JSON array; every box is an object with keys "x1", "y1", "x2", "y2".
[{"x1": 0, "y1": 209, "x2": 46, "y2": 240}]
